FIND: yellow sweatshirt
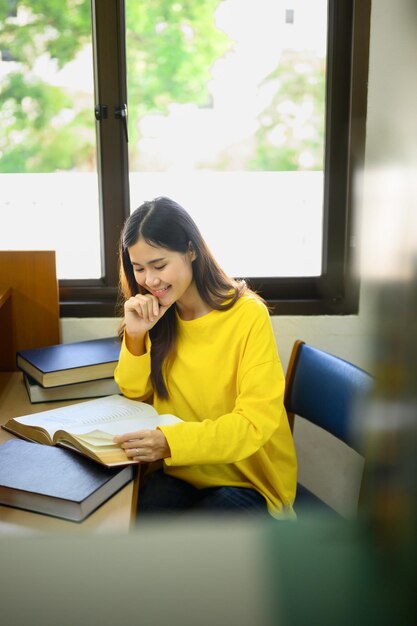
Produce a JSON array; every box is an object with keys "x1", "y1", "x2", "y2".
[{"x1": 115, "y1": 293, "x2": 297, "y2": 516}]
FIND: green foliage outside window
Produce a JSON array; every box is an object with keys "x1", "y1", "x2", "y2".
[
  {"x1": 0, "y1": 0, "x2": 228, "y2": 173},
  {"x1": 251, "y1": 51, "x2": 326, "y2": 171},
  {"x1": 0, "y1": 0, "x2": 93, "y2": 172},
  {"x1": 0, "y1": 0, "x2": 325, "y2": 174}
]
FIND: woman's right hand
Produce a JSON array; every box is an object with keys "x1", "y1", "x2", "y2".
[
  {"x1": 125, "y1": 293, "x2": 170, "y2": 335},
  {"x1": 124, "y1": 294, "x2": 170, "y2": 355}
]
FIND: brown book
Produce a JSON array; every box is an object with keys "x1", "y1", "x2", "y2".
[{"x1": 2, "y1": 395, "x2": 181, "y2": 467}]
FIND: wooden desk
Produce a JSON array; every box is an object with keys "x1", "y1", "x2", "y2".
[{"x1": 0, "y1": 372, "x2": 134, "y2": 535}]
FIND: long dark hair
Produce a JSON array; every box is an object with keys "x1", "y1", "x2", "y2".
[{"x1": 118, "y1": 196, "x2": 248, "y2": 398}]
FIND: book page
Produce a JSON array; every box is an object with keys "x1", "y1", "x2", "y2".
[
  {"x1": 13, "y1": 395, "x2": 163, "y2": 439},
  {"x1": 66, "y1": 413, "x2": 182, "y2": 446}
]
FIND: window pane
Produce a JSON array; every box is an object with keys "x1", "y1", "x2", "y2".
[
  {"x1": 0, "y1": 2, "x2": 101, "y2": 279},
  {"x1": 126, "y1": 0, "x2": 327, "y2": 278}
]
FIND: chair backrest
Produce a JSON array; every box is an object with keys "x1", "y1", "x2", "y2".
[
  {"x1": 284, "y1": 340, "x2": 373, "y2": 517},
  {"x1": 285, "y1": 340, "x2": 373, "y2": 450}
]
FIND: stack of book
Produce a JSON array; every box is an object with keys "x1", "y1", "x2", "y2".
[
  {"x1": 1, "y1": 395, "x2": 182, "y2": 520},
  {"x1": 16, "y1": 336, "x2": 122, "y2": 403}
]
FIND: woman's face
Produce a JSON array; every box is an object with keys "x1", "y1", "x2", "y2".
[{"x1": 128, "y1": 238, "x2": 196, "y2": 308}]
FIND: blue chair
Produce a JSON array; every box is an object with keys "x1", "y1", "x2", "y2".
[{"x1": 284, "y1": 340, "x2": 373, "y2": 517}]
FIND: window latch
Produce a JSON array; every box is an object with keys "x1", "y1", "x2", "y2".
[
  {"x1": 94, "y1": 104, "x2": 108, "y2": 121},
  {"x1": 115, "y1": 104, "x2": 129, "y2": 143}
]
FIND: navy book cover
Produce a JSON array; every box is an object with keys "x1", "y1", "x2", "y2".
[
  {"x1": 16, "y1": 337, "x2": 120, "y2": 374},
  {"x1": 0, "y1": 439, "x2": 133, "y2": 521}
]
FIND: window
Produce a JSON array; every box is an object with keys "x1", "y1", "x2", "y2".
[
  {"x1": 0, "y1": 0, "x2": 130, "y2": 316},
  {"x1": 125, "y1": 0, "x2": 327, "y2": 279},
  {"x1": 0, "y1": 0, "x2": 102, "y2": 279},
  {"x1": 0, "y1": 1, "x2": 370, "y2": 316}
]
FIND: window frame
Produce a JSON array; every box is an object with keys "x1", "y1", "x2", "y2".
[
  {"x1": 59, "y1": 0, "x2": 371, "y2": 318},
  {"x1": 60, "y1": 0, "x2": 130, "y2": 317}
]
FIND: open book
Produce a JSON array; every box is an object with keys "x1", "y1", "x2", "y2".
[{"x1": 2, "y1": 395, "x2": 182, "y2": 467}]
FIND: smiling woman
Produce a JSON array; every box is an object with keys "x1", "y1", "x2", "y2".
[
  {"x1": 115, "y1": 196, "x2": 297, "y2": 520},
  {"x1": 128, "y1": 240, "x2": 197, "y2": 313},
  {"x1": 118, "y1": 196, "x2": 246, "y2": 392}
]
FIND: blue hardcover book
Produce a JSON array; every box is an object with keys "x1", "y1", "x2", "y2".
[
  {"x1": 16, "y1": 337, "x2": 121, "y2": 388},
  {"x1": 0, "y1": 439, "x2": 133, "y2": 522}
]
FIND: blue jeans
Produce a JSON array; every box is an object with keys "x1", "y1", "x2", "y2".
[{"x1": 137, "y1": 469, "x2": 268, "y2": 519}]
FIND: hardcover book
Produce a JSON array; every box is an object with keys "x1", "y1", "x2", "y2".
[
  {"x1": 2, "y1": 394, "x2": 182, "y2": 467},
  {"x1": 0, "y1": 439, "x2": 134, "y2": 522},
  {"x1": 23, "y1": 373, "x2": 121, "y2": 403},
  {"x1": 16, "y1": 337, "x2": 121, "y2": 388}
]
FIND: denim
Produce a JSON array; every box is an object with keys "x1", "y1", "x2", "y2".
[{"x1": 137, "y1": 469, "x2": 268, "y2": 518}]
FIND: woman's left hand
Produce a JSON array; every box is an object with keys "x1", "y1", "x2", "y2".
[{"x1": 113, "y1": 429, "x2": 171, "y2": 463}]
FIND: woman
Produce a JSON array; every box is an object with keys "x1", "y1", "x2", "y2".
[{"x1": 114, "y1": 196, "x2": 297, "y2": 518}]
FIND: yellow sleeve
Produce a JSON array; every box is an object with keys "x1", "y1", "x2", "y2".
[
  {"x1": 114, "y1": 333, "x2": 153, "y2": 401},
  {"x1": 160, "y1": 308, "x2": 285, "y2": 466}
]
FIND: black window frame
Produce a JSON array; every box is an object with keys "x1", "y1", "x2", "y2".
[{"x1": 59, "y1": 0, "x2": 371, "y2": 318}]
